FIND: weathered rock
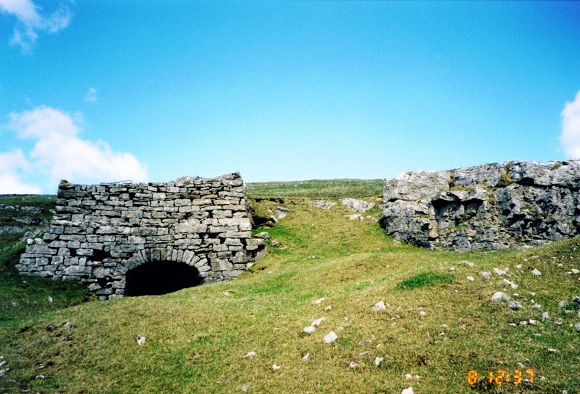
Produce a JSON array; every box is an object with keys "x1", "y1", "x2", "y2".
[
  {"x1": 341, "y1": 198, "x2": 375, "y2": 213},
  {"x1": 310, "y1": 200, "x2": 336, "y2": 210},
  {"x1": 17, "y1": 173, "x2": 264, "y2": 300},
  {"x1": 273, "y1": 206, "x2": 288, "y2": 220},
  {"x1": 381, "y1": 160, "x2": 580, "y2": 251}
]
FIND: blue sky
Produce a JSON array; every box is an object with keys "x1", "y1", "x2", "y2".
[{"x1": 1, "y1": 1, "x2": 580, "y2": 194}]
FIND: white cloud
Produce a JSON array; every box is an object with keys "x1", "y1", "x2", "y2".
[
  {"x1": 0, "y1": 149, "x2": 41, "y2": 193},
  {"x1": 1, "y1": 106, "x2": 148, "y2": 193},
  {"x1": 560, "y1": 90, "x2": 580, "y2": 159},
  {"x1": 84, "y1": 87, "x2": 97, "y2": 103},
  {"x1": 0, "y1": 0, "x2": 72, "y2": 52}
]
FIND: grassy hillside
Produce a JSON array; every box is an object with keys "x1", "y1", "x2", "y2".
[{"x1": 1, "y1": 185, "x2": 579, "y2": 392}]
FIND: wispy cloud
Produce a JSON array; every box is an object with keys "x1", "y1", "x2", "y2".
[
  {"x1": 0, "y1": 0, "x2": 72, "y2": 52},
  {"x1": 560, "y1": 90, "x2": 580, "y2": 160},
  {"x1": 1, "y1": 106, "x2": 148, "y2": 194},
  {"x1": 84, "y1": 87, "x2": 98, "y2": 103}
]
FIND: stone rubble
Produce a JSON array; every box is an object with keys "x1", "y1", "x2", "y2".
[{"x1": 341, "y1": 198, "x2": 375, "y2": 213}]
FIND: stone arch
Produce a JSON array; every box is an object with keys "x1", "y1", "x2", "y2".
[{"x1": 125, "y1": 260, "x2": 203, "y2": 296}]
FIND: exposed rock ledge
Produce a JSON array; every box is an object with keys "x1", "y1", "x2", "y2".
[{"x1": 380, "y1": 160, "x2": 580, "y2": 251}]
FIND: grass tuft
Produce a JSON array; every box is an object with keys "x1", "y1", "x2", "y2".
[{"x1": 396, "y1": 272, "x2": 454, "y2": 290}]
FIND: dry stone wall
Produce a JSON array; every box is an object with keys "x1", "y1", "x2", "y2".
[
  {"x1": 381, "y1": 160, "x2": 580, "y2": 251},
  {"x1": 17, "y1": 173, "x2": 265, "y2": 299}
]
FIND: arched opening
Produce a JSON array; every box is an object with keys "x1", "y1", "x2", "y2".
[{"x1": 125, "y1": 261, "x2": 203, "y2": 296}]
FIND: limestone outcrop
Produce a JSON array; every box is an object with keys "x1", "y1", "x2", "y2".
[
  {"x1": 17, "y1": 173, "x2": 266, "y2": 299},
  {"x1": 381, "y1": 160, "x2": 580, "y2": 251}
]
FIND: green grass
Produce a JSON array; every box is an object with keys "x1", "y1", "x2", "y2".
[
  {"x1": 0, "y1": 181, "x2": 579, "y2": 393},
  {"x1": 396, "y1": 272, "x2": 454, "y2": 290},
  {"x1": 247, "y1": 179, "x2": 383, "y2": 198}
]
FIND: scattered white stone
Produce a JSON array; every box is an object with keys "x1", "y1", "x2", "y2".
[
  {"x1": 448, "y1": 267, "x2": 455, "y2": 272},
  {"x1": 244, "y1": 351, "x2": 256, "y2": 358},
  {"x1": 349, "y1": 361, "x2": 358, "y2": 369},
  {"x1": 515, "y1": 264, "x2": 522, "y2": 269},
  {"x1": 503, "y1": 279, "x2": 518, "y2": 289},
  {"x1": 493, "y1": 267, "x2": 509, "y2": 276},
  {"x1": 554, "y1": 319, "x2": 563, "y2": 326},
  {"x1": 459, "y1": 260, "x2": 474, "y2": 267},
  {"x1": 491, "y1": 292, "x2": 509, "y2": 302},
  {"x1": 517, "y1": 362, "x2": 525, "y2": 369},
  {"x1": 419, "y1": 311, "x2": 426, "y2": 317},
  {"x1": 304, "y1": 326, "x2": 316, "y2": 334},
  {"x1": 529, "y1": 319, "x2": 538, "y2": 325},
  {"x1": 223, "y1": 291, "x2": 232, "y2": 296},
  {"x1": 136, "y1": 335, "x2": 146, "y2": 345},
  {"x1": 347, "y1": 214, "x2": 363, "y2": 221},
  {"x1": 405, "y1": 373, "x2": 413, "y2": 380},
  {"x1": 440, "y1": 324, "x2": 448, "y2": 328},
  {"x1": 238, "y1": 385, "x2": 249, "y2": 392},
  {"x1": 508, "y1": 301, "x2": 523, "y2": 310},
  {"x1": 565, "y1": 310, "x2": 573, "y2": 314},
  {"x1": 466, "y1": 276, "x2": 474, "y2": 282},
  {"x1": 302, "y1": 352, "x2": 310, "y2": 361},
  {"x1": 323, "y1": 331, "x2": 338, "y2": 344},
  {"x1": 531, "y1": 304, "x2": 542, "y2": 310},
  {"x1": 372, "y1": 301, "x2": 386, "y2": 311},
  {"x1": 314, "y1": 298, "x2": 325, "y2": 305},
  {"x1": 374, "y1": 357, "x2": 383, "y2": 367},
  {"x1": 574, "y1": 322, "x2": 580, "y2": 332},
  {"x1": 0, "y1": 368, "x2": 8, "y2": 377},
  {"x1": 542, "y1": 312, "x2": 549, "y2": 321},
  {"x1": 401, "y1": 387, "x2": 414, "y2": 394},
  {"x1": 324, "y1": 305, "x2": 332, "y2": 311},
  {"x1": 530, "y1": 292, "x2": 536, "y2": 296},
  {"x1": 513, "y1": 293, "x2": 519, "y2": 297},
  {"x1": 34, "y1": 374, "x2": 45, "y2": 379},
  {"x1": 509, "y1": 323, "x2": 517, "y2": 327},
  {"x1": 571, "y1": 269, "x2": 579, "y2": 274},
  {"x1": 559, "y1": 301, "x2": 567, "y2": 308},
  {"x1": 310, "y1": 200, "x2": 336, "y2": 210},
  {"x1": 479, "y1": 271, "x2": 492, "y2": 279},
  {"x1": 531, "y1": 268, "x2": 542, "y2": 276},
  {"x1": 47, "y1": 296, "x2": 53, "y2": 303},
  {"x1": 312, "y1": 317, "x2": 326, "y2": 327},
  {"x1": 548, "y1": 348, "x2": 560, "y2": 353},
  {"x1": 0, "y1": 361, "x2": 5, "y2": 368},
  {"x1": 272, "y1": 364, "x2": 281, "y2": 370},
  {"x1": 519, "y1": 321, "x2": 528, "y2": 326}
]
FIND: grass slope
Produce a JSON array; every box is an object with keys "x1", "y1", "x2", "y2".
[{"x1": 0, "y1": 185, "x2": 579, "y2": 393}]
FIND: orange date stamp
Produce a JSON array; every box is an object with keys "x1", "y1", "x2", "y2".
[{"x1": 467, "y1": 368, "x2": 534, "y2": 386}]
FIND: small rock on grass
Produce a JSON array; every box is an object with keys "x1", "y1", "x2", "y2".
[
  {"x1": 244, "y1": 351, "x2": 256, "y2": 358},
  {"x1": 304, "y1": 326, "x2": 316, "y2": 334},
  {"x1": 466, "y1": 276, "x2": 474, "y2": 281},
  {"x1": 372, "y1": 301, "x2": 386, "y2": 311},
  {"x1": 491, "y1": 292, "x2": 509, "y2": 302},
  {"x1": 374, "y1": 357, "x2": 383, "y2": 366},
  {"x1": 508, "y1": 301, "x2": 523, "y2": 310},
  {"x1": 542, "y1": 312, "x2": 549, "y2": 321},
  {"x1": 349, "y1": 361, "x2": 358, "y2": 369},
  {"x1": 136, "y1": 335, "x2": 146, "y2": 345},
  {"x1": 479, "y1": 272, "x2": 492, "y2": 279},
  {"x1": 401, "y1": 387, "x2": 414, "y2": 394},
  {"x1": 272, "y1": 364, "x2": 281, "y2": 370},
  {"x1": 311, "y1": 317, "x2": 326, "y2": 327},
  {"x1": 531, "y1": 268, "x2": 542, "y2": 276},
  {"x1": 314, "y1": 298, "x2": 325, "y2": 304},
  {"x1": 574, "y1": 322, "x2": 580, "y2": 332},
  {"x1": 302, "y1": 352, "x2": 310, "y2": 361},
  {"x1": 323, "y1": 331, "x2": 338, "y2": 344}
]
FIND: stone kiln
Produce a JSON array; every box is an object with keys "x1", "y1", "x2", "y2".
[{"x1": 17, "y1": 173, "x2": 265, "y2": 299}]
